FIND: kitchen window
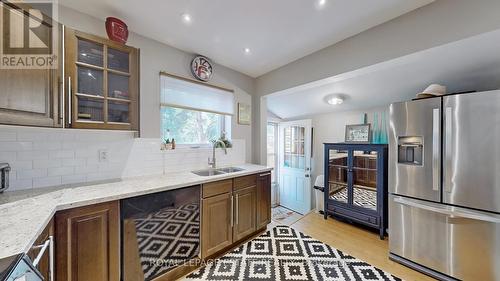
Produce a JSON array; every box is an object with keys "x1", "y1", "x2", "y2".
[{"x1": 160, "y1": 73, "x2": 233, "y2": 145}]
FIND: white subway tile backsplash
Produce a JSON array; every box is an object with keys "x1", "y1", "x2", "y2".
[
  {"x1": 0, "y1": 132, "x2": 16, "y2": 141},
  {"x1": 48, "y1": 166, "x2": 75, "y2": 176},
  {"x1": 61, "y1": 174, "x2": 86, "y2": 185},
  {"x1": 0, "y1": 126, "x2": 246, "y2": 191},
  {"x1": 61, "y1": 158, "x2": 86, "y2": 167},
  {"x1": 17, "y1": 169, "x2": 47, "y2": 179},
  {"x1": 18, "y1": 132, "x2": 48, "y2": 141},
  {"x1": 33, "y1": 176, "x2": 61, "y2": 188},
  {"x1": 49, "y1": 150, "x2": 75, "y2": 159},
  {"x1": 33, "y1": 159, "x2": 62, "y2": 169},
  {"x1": 9, "y1": 161, "x2": 33, "y2": 170},
  {"x1": 17, "y1": 151, "x2": 48, "y2": 160},
  {"x1": 33, "y1": 142, "x2": 62, "y2": 150},
  {"x1": 0, "y1": 142, "x2": 33, "y2": 151},
  {"x1": 9, "y1": 179, "x2": 32, "y2": 191},
  {"x1": 0, "y1": 151, "x2": 17, "y2": 161},
  {"x1": 75, "y1": 165, "x2": 99, "y2": 174}
]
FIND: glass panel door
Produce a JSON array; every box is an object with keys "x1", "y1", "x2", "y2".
[
  {"x1": 352, "y1": 150, "x2": 378, "y2": 211},
  {"x1": 328, "y1": 149, "x2": 349, "y2": 204},
  {"x1": 283, "y1": 126, "x2": 305, "y2": 169},
  {"x1": 278, "y1": 119, "x2": 312, "y2": 214}
]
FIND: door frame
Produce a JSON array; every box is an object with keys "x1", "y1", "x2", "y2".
[{"x1": 278, "y1": 119, "x2": 312, "y2": 214}]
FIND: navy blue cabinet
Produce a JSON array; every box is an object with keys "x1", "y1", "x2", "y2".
[{"x1": 323, "y1": 143, "x2": 388, "y2": 239}]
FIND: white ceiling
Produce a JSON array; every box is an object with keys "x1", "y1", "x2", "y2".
[
  {"x1": 59, "y1": 0, "x2": 433, "y2": 77},
  {"x1": 267, "y1": 29, "x2": 500, "y2": 119}
]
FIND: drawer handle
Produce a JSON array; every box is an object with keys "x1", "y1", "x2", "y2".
[{"x1": 394, "y1": 196, "x2": 500, "y2": 223}]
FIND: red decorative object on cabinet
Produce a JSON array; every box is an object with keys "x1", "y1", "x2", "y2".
[{"x1": 105, "y1": 17, "x2": 128, "y2": 44}]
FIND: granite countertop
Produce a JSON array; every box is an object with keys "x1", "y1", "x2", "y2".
[{"x1": 0, "y1": 163, "x2": 272, "y2": 259}]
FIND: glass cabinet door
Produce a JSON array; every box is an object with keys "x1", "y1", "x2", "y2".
[
  {"x1": 69, "y1": 30, "x2": 135, "y2": 128},
  {"x1": 352, "y1": 150, "x2": 378, "y2": 211},
  {"x1": 328, "y1": 149, "x2": 349, "y2": 204}
]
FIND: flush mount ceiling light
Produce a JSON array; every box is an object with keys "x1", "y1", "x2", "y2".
[
  {"x1": 326, "y1": 95, "x2": 344, "y2": 105},
  {"x1": 316, "y1": 0, "x2": 327, "y2": 9},
  {"x1": 181, "y1": 13, "x2": 192, "y2": 24},
  {"x1": 244, "y1": 48, "x2": 251, "y2": 54}
]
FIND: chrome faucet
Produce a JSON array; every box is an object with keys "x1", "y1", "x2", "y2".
[{"x1": 208, "y1": 140, "x2": 227, "y2": 168}]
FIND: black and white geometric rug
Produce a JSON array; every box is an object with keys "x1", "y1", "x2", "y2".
[
  {"x1": 134, "y1": 202, "x2": 200, "y2": 280},
  {"x1": 185, "y1": 225, "x2": 401, "y2": 281}
]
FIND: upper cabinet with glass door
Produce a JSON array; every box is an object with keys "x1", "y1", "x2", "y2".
[{"x1": 64, "y1": 28, "x2": 139, "y2": 130}]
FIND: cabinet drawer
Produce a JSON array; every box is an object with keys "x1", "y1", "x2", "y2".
[
  {"x1": 327, "y1": 203, "x2": 378, "y2": 226},
  {"x1": 233, "y1": 174, "x2": 257, "y2": 190},
  {"x1": 202, "y1": 179, "x2": 232, "y2": 198}
]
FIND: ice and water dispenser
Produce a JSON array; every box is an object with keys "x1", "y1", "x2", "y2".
[{"x1": 397, "y1": 136, "x2": 423, "y2": 165}]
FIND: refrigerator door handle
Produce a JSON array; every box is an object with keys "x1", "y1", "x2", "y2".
[
  {"x1": 393, "y1": 196, "x2": 500, "y2": 223},
  {"x1": 432, "y1": 108, "x2": 440, "y2": 191},
  {"x1": 444, "y1": 107, "x2": 453, "y2": 193}
]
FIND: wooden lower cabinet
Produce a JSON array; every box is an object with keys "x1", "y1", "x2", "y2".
[
  {"x1": 233, "y1": 186, "x2": 257, "y2": 242},
  {"x1": 28, "y1": 218, "x2": 54, "y2": 281},
  {"x1": 55, "y1": 201, "x2": 120, "y2": 281},
  {"x1": 201, "y1": 172, "x2": 272, "y2": 259},
  {"x1": 256, "y1": 173, "x2": 272, "y2": 229},
  {"x1": 201, "y1": 192, "x2": 234, "y2": 258}
]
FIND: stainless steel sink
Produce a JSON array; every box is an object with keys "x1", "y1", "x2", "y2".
[
  {"x1": 217, "y1": 167, "x2": 245, "y2": 173},
  {"x1": 191, "y1": 167, "x2": 245, "y2": 176},
  {"x1": 191, "y1": 169, "x2": 226, "y2": 176}
]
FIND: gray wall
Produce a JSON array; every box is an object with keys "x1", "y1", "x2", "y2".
[
  {"x1": 253, "y1": 0, "x2": 500, "y2": 164},
  {"x1": 59, "y1": 6, "x2": 255, "y2": 162}
]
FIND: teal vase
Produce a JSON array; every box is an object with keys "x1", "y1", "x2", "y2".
[
  {"x1": 380, "y1": 111, "x2": 388, "y2": 144},
  {"x1": 372, "y1": 113, "x2": 380, "y2": 144}
]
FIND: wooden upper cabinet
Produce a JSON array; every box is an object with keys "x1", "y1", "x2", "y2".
[
  {"x1": 64, "y1": 27, "x2": 139, "y2": 131},
  {"x1": 55, "y1": 201, "x2": 120, "y2": 281},
  {"x1": 0, "y1": 3, "x2": 62, "y2": 127},
  {"x1": 256, "y1": 173, "x2": 272, "y2": 229}
]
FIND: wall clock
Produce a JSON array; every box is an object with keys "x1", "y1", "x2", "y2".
[{"x1": 191, "y1": 55, "x2": 213, "y2": 82}]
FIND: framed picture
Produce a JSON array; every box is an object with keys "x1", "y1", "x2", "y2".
[
  {"x1": 345, "y1": 124, "x2": 371, "y2": 143},
  {"x1": 238, "y1": 103, "x2": 251, "y2": 125}
]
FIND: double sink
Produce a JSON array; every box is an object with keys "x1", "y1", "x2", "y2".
[{"x1": 192, "y1": 167, "x2": 245, "y2": 176}]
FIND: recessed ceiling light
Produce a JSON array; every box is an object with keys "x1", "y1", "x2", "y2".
[
  {"x1": 181, "y1": 13, "x2": 192, "y2": 24},
  {"x1": 244, "y1": 48, "x2": 251, "y2": 54},
  {"x1": 326, "y1": 95, "x2": 344, "y2": 105},
  {"x1": 316, "y1": 0, "x2": 327, "y2": 8}
]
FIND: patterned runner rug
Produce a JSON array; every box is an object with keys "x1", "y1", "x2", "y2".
[{"x1": 184, "y1": 225, "x2": 401, "y2": 281}]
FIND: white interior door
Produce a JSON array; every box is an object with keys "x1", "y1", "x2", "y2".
[{"x1": 278, "y1": 119, "x2": 312, "y2": 214}]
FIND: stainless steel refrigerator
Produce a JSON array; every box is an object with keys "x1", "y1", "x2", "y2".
[{"x1": 388, "y1": 90, "x2": 500, "y2": 281}]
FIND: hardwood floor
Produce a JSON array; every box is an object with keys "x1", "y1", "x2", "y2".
[{"x1": 285, "y1": 212, "x2": 436, "y2": 281}]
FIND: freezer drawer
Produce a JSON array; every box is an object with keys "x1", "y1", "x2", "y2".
[
  {"x1": 443, "y1": 90, "x2": 500, "y2": 213},
  {"x1": 389, "y1": 98, "x2": 441, "y2": 202},
  {"x1": 389, "y1": 195, "x2": 500, "y2": 281}
]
